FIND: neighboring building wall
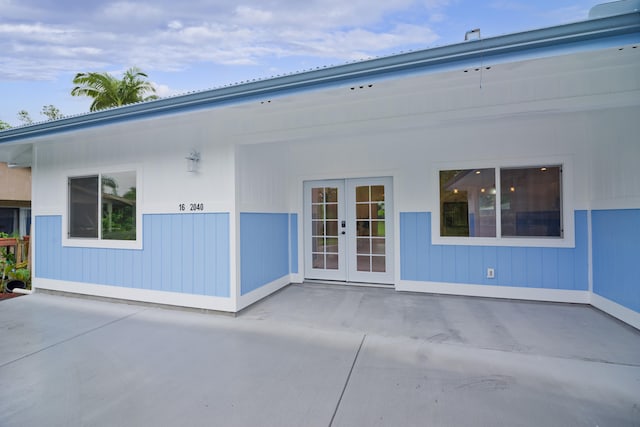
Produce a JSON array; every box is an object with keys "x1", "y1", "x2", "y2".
[
  {"x1": 0, "y1": 162, "x2": 31, "y2": 201},
  {"x1": 0, "y1": 162, "x2": 31, "y2": 236}
]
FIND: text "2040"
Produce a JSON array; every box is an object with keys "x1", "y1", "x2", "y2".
[{"x1": 179, "y1": 203, "x2": 204, "y2": 212}]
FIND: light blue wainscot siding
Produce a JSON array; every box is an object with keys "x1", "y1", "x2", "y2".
[
  {"x1": 35, "y1": 214, "x2": 230, "y2": 297},
  {"x1": 240, "y1": 213, "x2": 291, "y2": 295},
  {"x1": 592, "y1": 209, "x2": 640, "y2": 313},
  {"x1": 400, "y1": 211, "x2": 588, "y2": 290}
]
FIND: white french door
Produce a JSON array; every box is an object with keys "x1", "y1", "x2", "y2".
[
  {"x1": 303, "y1": 177, "x2": 393, "y2": 284},
  {"x1": 304, "y1": 180, "x2": 346, "y2": 281}
]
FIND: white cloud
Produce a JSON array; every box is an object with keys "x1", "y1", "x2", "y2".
[
  {"x1": 287, "y1": 24, "x2": 438, "y2": 60},
  {"x1": 6, "y1": 0, "x2": 593, "y2": 85},
  {"x1": 151, "y1": 82, "x2": 182, "y2": 98},
  {"x1": 234, "y1": 6, "x2": 274, "y2": 25},
  {"x1": 167, "y1": 20, "x2": 183, "y2": 30},
  {"x1": 1, "y1": 1, "x2": 446, "y2": 82},
  {"x1": 100, "y1": 1, "x2": 165, "y2": 24}
]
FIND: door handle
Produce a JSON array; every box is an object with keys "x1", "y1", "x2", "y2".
[{"x1": 341, "y1": 220, "x2": 346, "y2": 234}]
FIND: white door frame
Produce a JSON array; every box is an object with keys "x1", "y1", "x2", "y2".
[{"x1": 303, "y1": 177, "x2": 394, "y2": 284}]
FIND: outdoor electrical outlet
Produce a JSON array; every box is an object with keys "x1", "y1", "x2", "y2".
[{"x1": 487, "y1": 268, "x2": 495, "y2": 279}]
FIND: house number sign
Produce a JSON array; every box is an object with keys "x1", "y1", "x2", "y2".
[{"x1": 178, "y1": 203, "x2": 205, "y2": 212}]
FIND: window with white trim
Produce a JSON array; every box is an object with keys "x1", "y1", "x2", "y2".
[
  {"x1": 68, "y1": 171, "x2": 137, "y2": 240},
  {"x1": 439, "y1": 166, "x2": 562, "y2": 239}
]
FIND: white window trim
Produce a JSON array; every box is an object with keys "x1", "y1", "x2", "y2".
[
  {"x1": 63, "y1": 164, "x2": 143, "y2": 250},
  {"x1": 432, "y1": 156, "x2": 575, "y2": 248}
]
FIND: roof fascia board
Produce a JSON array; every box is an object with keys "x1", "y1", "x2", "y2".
[{"x1": 1, "y1": 12, "x2": 638, "y2": 145}]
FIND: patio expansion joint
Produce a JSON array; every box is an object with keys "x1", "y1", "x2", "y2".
[
  {"x1": 457, "y1": 342, "x2": 640, "y2": 369},
  {"x1": 329, "y1": 333, "x2": 366, "y2": 427},
  {"x1": 0, "y1": 309, "x2": 145, "y2": 369}
]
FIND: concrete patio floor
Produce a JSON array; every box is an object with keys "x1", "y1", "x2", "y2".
[{"x1": 1, "y1": 283, "x2": 639, "y2": 426}]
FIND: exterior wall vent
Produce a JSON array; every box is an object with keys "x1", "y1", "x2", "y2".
[{"x1": 589, "y1": 0, "x2": 640, "y2": 19}]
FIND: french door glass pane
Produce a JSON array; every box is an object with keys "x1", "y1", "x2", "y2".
[
  {"x1": 326, "y1": 254, "x2": 339, "y2": 270},
  {"x1": 312, "y1": 237, "x2": 324, "y2": 252},
  {"x1": 371, "y1": 221, "x2": 385, "y2": 237},
  {"x1": 311, "y1": 187, "x2": 340, "y2": 271},
  {"x1": 312, "y1": 205, "x2": 324, "y2": 219},
  {"x1": 357, "y1": 238, "x2": 370, "y2": 254},
  {"x1": 326, "y1": 221, "x2": 338, "y2": 236},
  {"x1": 356, "y1": 204, "x2": 369, "y2": 219},
  {"x1": 372, "y1": 238, "x2": 385, "y2": 254},
  {"x1": 372, "y1": 256, "x2": 385, "y2": 272},
  {"x1": 312, "y1": 221, "x2": 324, "y2": 235},
  {"x1": 372, "y1": 202, "x2": 385, "y2": 219},
  {"x1": 326, "y1": 204, "x2": 338, "y2": 219},
  {"x1": 371, "y1": 186, "x2": 384, "y2": 202},
  {"x1": 325, "y1": 237, "x2": 339, "y2": 254},
  {"x1": 325, "y1": 188, "x2": 338, "y2": 203},
  {"x1": 353, "y1": 184, "x2": 386, "y2": 273},
  {"x1": 313, "y1": 254, "x2": 324, "y2": 268},
  {"x1": 357, "y1": 221, "x2": 370, "y2": 236},
  {"x1": 356, "y1": 186, "x2": 370, "y2": 202},
  {"x1": 357, "y1": 255, "x2": 371, "y2": 271},
  {"x1": 312, "y1": 188, "x2": 324, "y2": 203}
]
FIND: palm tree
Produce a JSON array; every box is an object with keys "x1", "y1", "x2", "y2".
[{"x1": 71, "y1": 67, "x2": 159, "y2": 111}]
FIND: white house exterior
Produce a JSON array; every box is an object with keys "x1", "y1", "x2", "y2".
[{"x1": 1, "y1": 1, "x2": 639, "y2": 328}]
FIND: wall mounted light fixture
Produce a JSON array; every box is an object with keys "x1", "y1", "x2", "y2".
[{"x1": 186, "y1": 150, "x2": 200, "y2": 173}]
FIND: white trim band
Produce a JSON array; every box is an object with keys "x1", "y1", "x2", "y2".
[
  {"x1": 397, "y1": 280, "x2": 590, "y2": 304},
  {"x1": 236, "y1": 275, "x2": 291, "y2": 312},
  {"x1": 591, "y1": 293, "x2": 640, "y2": 331},
  {"x1": 34, "y1": 278, "x2": 235, "y2": 312}
]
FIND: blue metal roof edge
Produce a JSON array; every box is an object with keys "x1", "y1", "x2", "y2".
[{"x1": 1, "y1": 12, "x2": 639, "y2": 145}]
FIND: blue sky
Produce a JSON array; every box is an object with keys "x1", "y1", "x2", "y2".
[{"x1": 0, "y1": 0, "x2": 604, "y2": 126}]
